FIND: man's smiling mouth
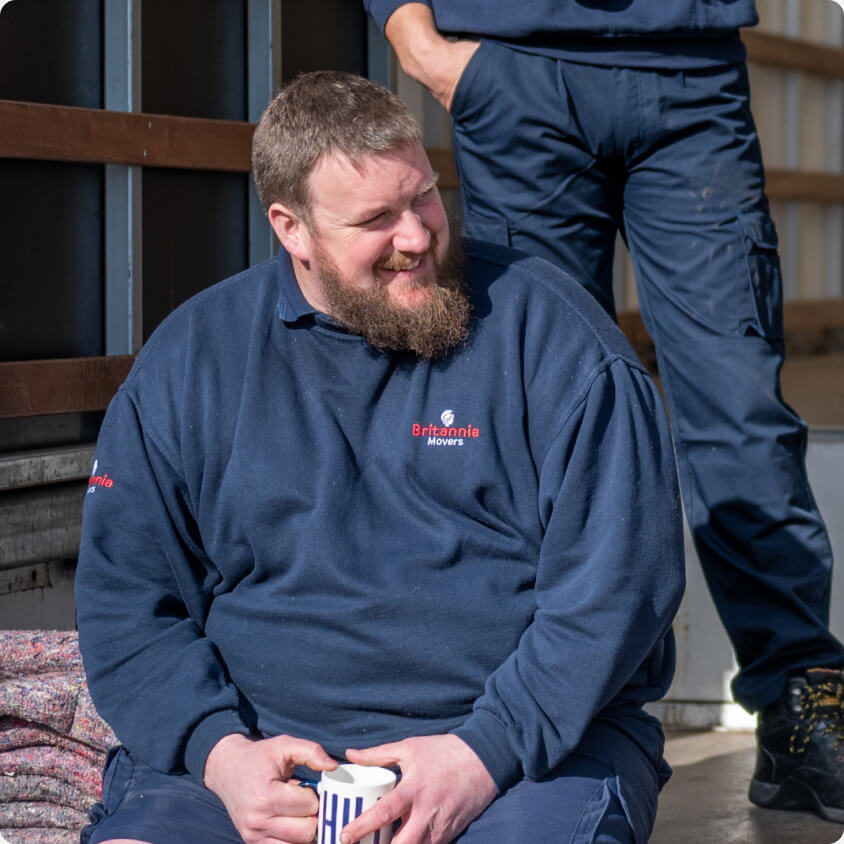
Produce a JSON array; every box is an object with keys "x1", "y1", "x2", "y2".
[{"x1": 380, "y1": 255, "x2": 423, "y2": 272}]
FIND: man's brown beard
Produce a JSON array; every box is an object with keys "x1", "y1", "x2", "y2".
[{"x1": 315, "y1": 235, "x2": 471, "y2": 359}]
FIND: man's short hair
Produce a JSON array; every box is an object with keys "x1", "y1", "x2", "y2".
[{"x1": 252, "y1": 70, "x2": 422, "y2": 219}]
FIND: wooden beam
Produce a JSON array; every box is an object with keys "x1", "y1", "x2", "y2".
[
  {"x1": 743, "y1": 30, "x2": 844, "y2": 80},
  {"x1": 780, "y1": 353, "x2": 844, "y2": 427},
  {"x1": 428, "y1": 147, "x2": 460, "y2": 191},
  {"x1": 766, "y1": 169, "x2": 844, "y2": 204},
  {"x1": 0, "y1": 101, "x2": 461, "y2": 185},
  {"x1": 0, "y1": 99, "x2": 253, "y2": 171},
  {"x1": 784, "y1": 299, "x2": 844, "y2": 333},
  {"x1": 0, "y1": 356, "x2": 135, "y2": 419},
  {"x1": 783, "y1": 299, "x2": 844, "y2": 357}
]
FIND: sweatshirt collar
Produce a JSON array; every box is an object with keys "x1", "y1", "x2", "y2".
[{"x1": 275, "y1": 247, "x2": 320, "y2": 324}]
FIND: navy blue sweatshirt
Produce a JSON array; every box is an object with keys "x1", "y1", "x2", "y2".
[
  {"x1": 75, "y1": 240, "x2": 684, "y2": 792},
  {"x1": 365, "y1": 0, "x2": 759, "y2": 68}
]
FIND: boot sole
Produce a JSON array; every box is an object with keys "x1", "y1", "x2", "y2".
[{"x1": 750, "y1": 777, "x2": 844, "y2": 824}]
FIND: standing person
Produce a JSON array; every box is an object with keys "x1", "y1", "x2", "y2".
[
  {"x1": 365, "y1": 0, "x2": 844, "y2": 822},
  {"x1": 75, "y1": 71, "x2": 684, "y2": 844}
]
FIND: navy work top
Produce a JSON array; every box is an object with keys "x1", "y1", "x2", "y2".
[
  {"x1": 365, "y1": 0, "x2": 759, "y2": 68},
  {"x1": 76, "y1": 241, "x2": 684, "y2": 792}
]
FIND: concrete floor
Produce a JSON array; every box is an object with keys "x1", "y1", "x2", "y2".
[{"x1": 652, "y1": 730, "x2": 844, "y2": 844}]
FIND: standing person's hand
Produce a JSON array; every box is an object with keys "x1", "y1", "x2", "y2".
[
  {"x1": 385, "y1": 3, "x2": 480, "y2": 112},
  {"x1": 204, "y1": 732, "x2": 337, "y2": 844},
  {"x1": 339, "y1": 734, "x2": 497, "y2": 844}
]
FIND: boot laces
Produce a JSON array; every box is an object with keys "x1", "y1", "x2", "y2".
[{"x1": 789, "y1": 677, "x2": 844, "y2": 756}]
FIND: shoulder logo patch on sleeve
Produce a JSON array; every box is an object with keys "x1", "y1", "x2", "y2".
[{"x1": 87, "y1": 459, "x2": 115, "y2": 493}]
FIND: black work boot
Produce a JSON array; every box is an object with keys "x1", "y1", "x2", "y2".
[{"x1": 749, "y1": 667, "x2": 844, "y2": 822}]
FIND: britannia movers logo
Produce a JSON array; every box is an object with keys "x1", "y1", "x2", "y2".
[
  {"x1": 411, "y1": 409, "x2": 481, "y2": 447},
  {"x1": 87, "y1": 459, "x2": 115, "y2": 494}
]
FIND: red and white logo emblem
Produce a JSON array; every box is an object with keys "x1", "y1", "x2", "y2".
[
  {"x1": 87, "y1": 459, "x2": 115, "y2": 493},
  {"x1": 411, "y1": 409, "x2": 480, "y2": 447}
]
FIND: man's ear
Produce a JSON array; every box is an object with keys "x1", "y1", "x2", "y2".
[{"x1": 268, "y1": 202, "x2": 312, "y2": 263}]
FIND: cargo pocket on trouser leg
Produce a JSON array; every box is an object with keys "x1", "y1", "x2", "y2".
[
  {"x1": 570, "y1": 778, "x2": 636, "y2": 844},
  {"x1": 737, "y1": 207, "x2": 784, "y2": 340},
  {"x1": 80, "y1": 745, "x2": 135, "y2": 842}
]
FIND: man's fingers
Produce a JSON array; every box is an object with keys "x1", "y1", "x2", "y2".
[
  {"x1": 388, "y1": 815, "x2": 431, "y2": 844},
  {"x1": 256, "y1": 811, "x2": 319, "y2": 844},
  {"x1": 344, "y1": 743, "x2": 401, "y2": 768},
  {"x1": 339, "y1": 784, "x2": 410, "y2": 844},
  {"x1": 268, "y1": 780, "x2": 320, "y2": 817},
  {"x1": 267, "y1": 734, "x2": 338, "y2": 776}
]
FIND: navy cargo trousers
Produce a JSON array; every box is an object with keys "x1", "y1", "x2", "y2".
[{"x1": 449, "y1": 39, "x2": 842, "y2": 712}]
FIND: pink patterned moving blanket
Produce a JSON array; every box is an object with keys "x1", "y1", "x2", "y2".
[
  {"x1": 0, "y1": 829, "x2": 80, "y2": 844},
  {"x1": 0, "y1": 630, "x2": 117, "y2": 844}
]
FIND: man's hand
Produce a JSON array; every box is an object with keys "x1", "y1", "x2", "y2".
[
  {"x1": 340, "y1": 734, "x2": 497, "y2": 844},
  {"x1": 384, "y1": 3, "x2": 479, "y2": 112},
  {"x1": 204, "y1": 732, "x2": 337, "y2": 844}
]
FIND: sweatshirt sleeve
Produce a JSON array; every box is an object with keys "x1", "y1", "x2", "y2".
[
  {"x1": 453, "y1": 358, "x2": 685, "y2": 790},
  {"x1": 363, "y1": 0, "x2": 430, "y2": 32},
  {"x1": 74, "y1": 386, "x2": 251, "y2": 782}
]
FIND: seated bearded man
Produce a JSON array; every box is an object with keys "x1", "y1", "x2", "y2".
[{"x1": 76, "y1": 70, "x2": 684, "y2": 844}]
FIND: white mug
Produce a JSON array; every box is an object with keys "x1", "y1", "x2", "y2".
[{"x1": 316, "y1": 763, "x2": 397, "y2": 844}]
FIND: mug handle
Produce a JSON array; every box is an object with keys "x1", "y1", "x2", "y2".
[{"x1": 298, "y1": 778, "x2": 320, "y2": 794}]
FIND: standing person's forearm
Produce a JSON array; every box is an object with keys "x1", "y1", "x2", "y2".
[{"x1": 383, "y1": 3, "x2": 479, "y2": 111}]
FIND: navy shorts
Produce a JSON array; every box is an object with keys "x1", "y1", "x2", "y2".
[
  {"x1": 81, "y1": 720, "x2": 662, "y2": 844},
  {"x1": 81, "y1": 745, "x2": 243, "y2": 844}
]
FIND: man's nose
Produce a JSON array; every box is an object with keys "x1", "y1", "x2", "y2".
[{"x1": 392, "y1": 210, "x2": 432, "y2": 254}]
